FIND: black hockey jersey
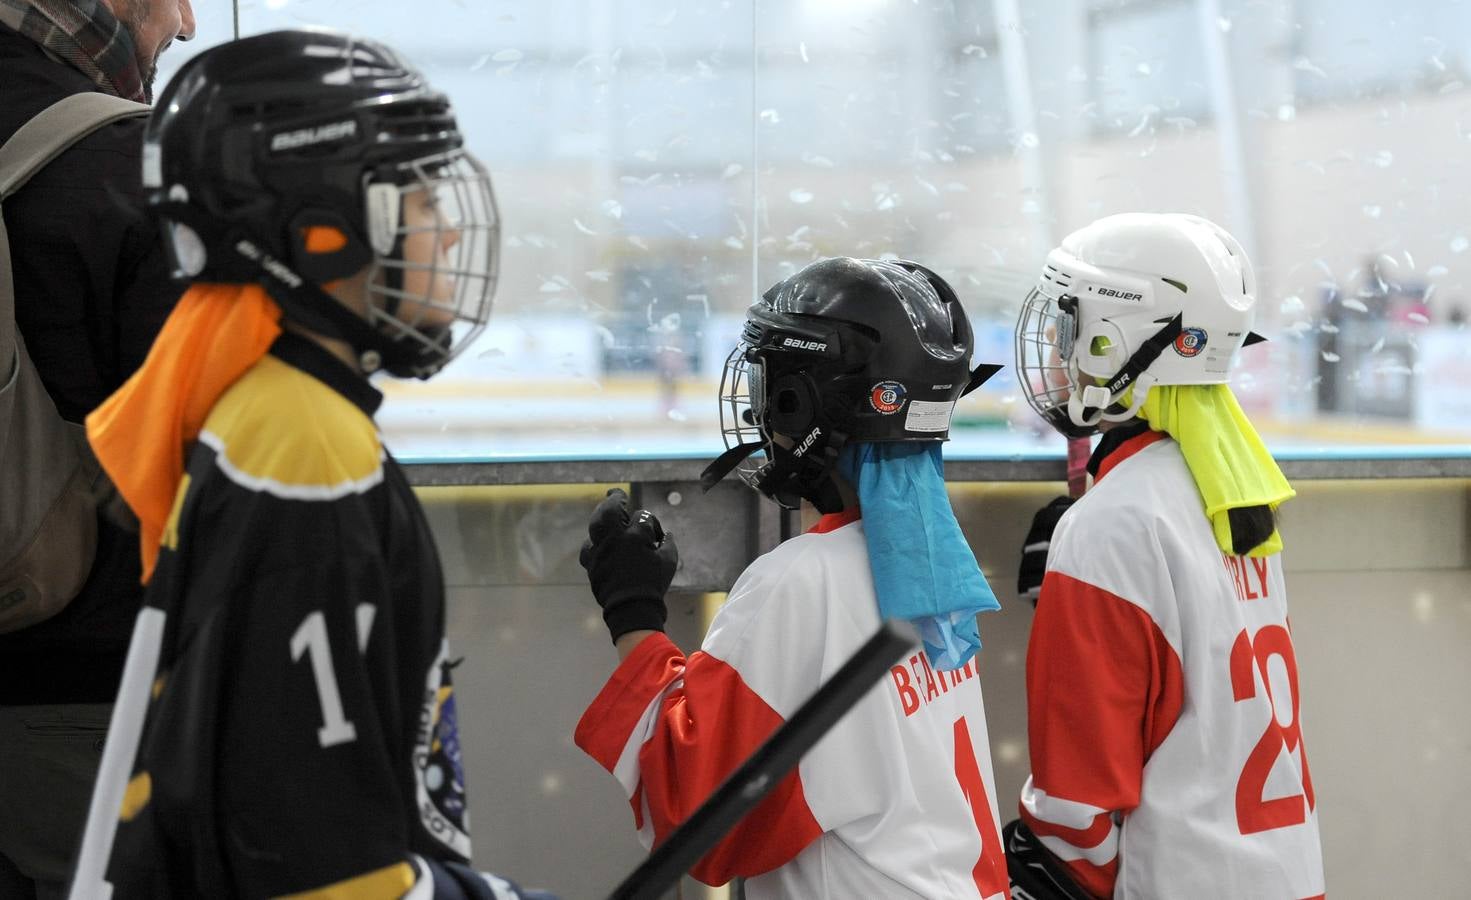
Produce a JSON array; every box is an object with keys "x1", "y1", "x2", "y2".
[{"x1": 108, "y1": 333, "x2": 470, "y2": 898}]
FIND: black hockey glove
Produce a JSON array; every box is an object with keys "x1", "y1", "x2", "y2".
[
  {"x1": 1003, "y1": 819, "x2": 1095, "y2": 900},
  {"x1": 1017, "y1": 496, "x2": 1075, "y2": 606},
  {"x1": 579, "y1": 488, "x2": 679, "y2": 643}
]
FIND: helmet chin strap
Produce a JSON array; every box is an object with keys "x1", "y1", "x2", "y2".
[
  {"x1": 700, "y1": 424, "x2": 851, "y2": 513},
  {"x1": 234, "y1": 238, "x2": 409, "y2": 376},
  {"x1": 1066, "y1": 312, "x2": 1182, "y2": 431},
  {"x1": 753, "y1": 425, "x2": 849, "y2": 513},
  {"x1": 699, "y1": 439, "x2": 765, "y2": 491}
]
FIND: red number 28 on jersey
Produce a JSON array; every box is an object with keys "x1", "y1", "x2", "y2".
[{"x1": 1229, "y1": 624, "x2": 1316, "y2": 835}]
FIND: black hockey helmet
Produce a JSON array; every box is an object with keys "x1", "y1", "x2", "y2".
[
  {"x1": 700, "y1": 257, "x2": 1002, "y2": 512},
  {"x1": 142, "y1": 28, "x2": 500, "y2": 378}
]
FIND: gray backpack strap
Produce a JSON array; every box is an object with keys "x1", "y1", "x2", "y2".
[
  {"x1": 0, "y1": 92, "x2": 150, "y2": 350},
  {"x1": 0, "y1": 92, "x2": 150, "y2": 632},
  {"x1": 0, "y1": 92, "x2": 150, "y2": 197}
]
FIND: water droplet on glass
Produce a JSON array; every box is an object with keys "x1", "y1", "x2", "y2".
[
  {"x1": 1342, "y1": 298, "x2": 1369, "y2": 313},
  {"x1": 1361, "y1": 204, "x2": 1382, "y2": 219},
  {"x1": 1408, "y1": 312, "x2": 1430, "y2": 325},
  {"x1": 1451, "y1": 235, "x2": 1469, "y2": 254},
  {"x1": 492, "y1": 49, "x2": 523, "y2": 63},
  {"x1": 1320, "y1": 351, "x2": 1341, "y2": 363},
  {"x1": 721, "y1": 163, "x2": 743, "y2": 179},
  {"x1": 799, "y1": 42, "x2": 809, "y2": 63},
  {"x1": 1216, "y1": 16, "x2": 1232, "y2": 32},
  {"x1": 1372, "y1": 150, "x2": 1394, "y2": 168},
  {"x1": 789, "y1": 189, "x2": 814, "y2": 204},
  {"x1": 1019, "y1": 132, "x2": 1039, "y2": 149}
]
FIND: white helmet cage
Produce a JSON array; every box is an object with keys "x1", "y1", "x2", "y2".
[
  {"x1": 361, "y1": 148, "x2": 500, "y2": 377},
  {"x1": 1015, "y1": 213, "x2": 1263, "y2": 437}
]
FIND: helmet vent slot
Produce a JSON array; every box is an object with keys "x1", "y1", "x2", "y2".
[
  {"x1": 1041, "y1": 264, "x2": 1072, "y2": 289},
  {"x1": 1162, "y1": 277, "x2": 1188, "y2": 293}
]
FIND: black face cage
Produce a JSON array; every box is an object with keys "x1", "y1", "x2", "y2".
[
  {"x1": 716, "y1": 341, "x2": 773, "y2": 488},
  {"x1": 364, "y1": 148, "x2": 499, "y2": 377},
  {"x1": 1014, "y1": 286, "x2": 1079, "y2": 429}
]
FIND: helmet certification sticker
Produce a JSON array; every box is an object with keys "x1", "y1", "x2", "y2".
[
  {"x1": 870, "y1": 381, "x2": 907, "y2": 414},
  {"x1": 1174, "y1": 327, "x2": 1208, "y2": 358},
  {"x1": 905, "y1": 399, "x2": 954, "y2": 433}
]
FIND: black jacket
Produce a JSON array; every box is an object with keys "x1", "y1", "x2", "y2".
[{"x1": 0, "y1": 24, "x2": 183, "y2": 703}]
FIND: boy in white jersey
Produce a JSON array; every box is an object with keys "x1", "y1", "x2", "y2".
[
  {"x1": 573, "y1": 258, "x2": 1011, "y2": 899},
  {"x1": 1007, "y1": 213, "x2": 1325, "y2": 899}
]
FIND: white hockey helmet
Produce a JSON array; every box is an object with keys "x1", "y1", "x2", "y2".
[{"x1": 1014, "y1": 213, "x2": 1265, "y2": 438}]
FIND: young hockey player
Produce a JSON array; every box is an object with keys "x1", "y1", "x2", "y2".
[
  {"x1": 1007, "y1": 213, "x2": 1324, "y2": 899},
  {"x1": 574, "y1": 257, "x2": 1012, "y2": 899},
  {"x1": 74, "y1": 30, "x2": 552, "y2": 899}
]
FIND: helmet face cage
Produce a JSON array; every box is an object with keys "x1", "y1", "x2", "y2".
[
  {"x1": 1015, "y1": 285, "x2": 1083, "y2": 432},
  {"x1": 363, "y1": 148, "x2": 500, "y2": 377},
  {"x1": 717, "y1": 342, "x2": 771, "y2": 488}
]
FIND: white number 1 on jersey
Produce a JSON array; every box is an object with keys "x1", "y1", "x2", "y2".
[{"x1": 290, "y1": 605, "x2": 376, "y2": 748}]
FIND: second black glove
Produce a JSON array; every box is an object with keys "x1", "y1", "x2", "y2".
[{"x1": 1017, "y1": 496, "x2": 1075, "y2": 606}]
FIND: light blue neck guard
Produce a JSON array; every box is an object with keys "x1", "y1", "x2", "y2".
[{"x1": 836, "y1": 442, "x2": 1000, "y2": 671}]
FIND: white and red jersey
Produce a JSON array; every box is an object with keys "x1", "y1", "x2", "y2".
[
  {"x1": 1021, "y1": 428, "x2": 1324, "y2": 899},
  {"x1": 575, "y1": 510, "x2": 1010, "y2": 900}
]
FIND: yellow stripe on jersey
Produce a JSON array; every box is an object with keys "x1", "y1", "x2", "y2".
[
  {"x1": 273, "y1": 861, "x2": 416, "y2": 899},
  {"x1": 199, "y1": 354, "x2": 383, "y2": 499},
  {"x1": 161, "y1": 473, "x2": 191, "y2": 551},
  {"x1": 119, "y1": 772, "x2": 151, "y2": 822}
]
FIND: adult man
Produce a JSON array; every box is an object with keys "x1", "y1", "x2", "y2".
[
  {"x1": 1007, "y1": 213, "x2": 1324, "y2": 899},
  {"x1": 0, "y1": 0, "x2": 193, "y2": 895},
  {"x1": 74, "y1": 28, "x2": 550, "y2": 899},
  {"x1": 575, "y1": 257, "x2": 1011, "y2": 899}
]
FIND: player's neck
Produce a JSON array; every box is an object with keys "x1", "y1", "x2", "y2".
[{"x1": 283, "y1": 321, "x2": 363, "y2": 374}]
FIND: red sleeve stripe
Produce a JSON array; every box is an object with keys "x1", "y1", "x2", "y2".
[
  {"x1": 575, "y1": 637, "x2": 823, "y2": 885},
  {"x1": 1021, "y1": 572, "x2": 1185, "y2": 900},
  {"x1": 1018, "y1": 801, "x2": 1114, "y2": 851},
  {"x1": 639, "y1": 650, "x2": 824, "y2": 884},
  {"x1": 1027, "y1": 571, "x2": 1185, "y2": 810},
  {"x1": 575, "y1": 634, "x2": 689, "y2": 781}
]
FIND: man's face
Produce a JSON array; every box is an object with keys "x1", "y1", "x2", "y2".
[{"x1": 109, "y1": 0, "x2": 195, "y2": 98}]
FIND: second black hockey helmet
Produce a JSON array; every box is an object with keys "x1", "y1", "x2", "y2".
[{"x1": 701, "y1": 257, "x2": 1002, "y2": 511}]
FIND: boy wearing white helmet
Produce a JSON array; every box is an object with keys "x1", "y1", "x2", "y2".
[{"x1": 1006, "y1": 213, "x2": 1324, "y2": 899}]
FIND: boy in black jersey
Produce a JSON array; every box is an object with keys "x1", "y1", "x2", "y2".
[{"x1": 72, "y1": 29, "x2": 554, "y2": 900}]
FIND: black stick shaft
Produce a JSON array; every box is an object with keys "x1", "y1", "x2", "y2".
[{"x1": 606, "y1": 619, "x2": 920, "y2": 900}]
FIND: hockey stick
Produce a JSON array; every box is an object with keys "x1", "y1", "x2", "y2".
[
  {"x1": 1065, "y1": 436, "x2": 1089, "y2": 500},
  {"x1": 605, "y1": 619, "x2": 920, "y2": 900},
  {"x1": 68, "y1": 606, "x2": 168, "y2": 900}
]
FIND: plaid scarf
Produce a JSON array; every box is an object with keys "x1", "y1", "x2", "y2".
[{"x1": 0, "y1": 0, "x2": 145, "y2": 101}]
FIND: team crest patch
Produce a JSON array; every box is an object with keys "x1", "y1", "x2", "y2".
[
  {"x1": 1174, "y1": 327, "x2": 1208, "y2": 358},
  {"x1": 869, "y1": 381, "x2": 907, "y2": 414},
  {"x1": 416, "y1": 642, "x2": 472, "y2": 858}
]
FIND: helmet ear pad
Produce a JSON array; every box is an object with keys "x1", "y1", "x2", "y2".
[
  {"x1": 763, "y1": 371, "x2": 821, "y2": 439},
  {"x1": 286, "y1": 207, "x2": 373, "y2": 285}
]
